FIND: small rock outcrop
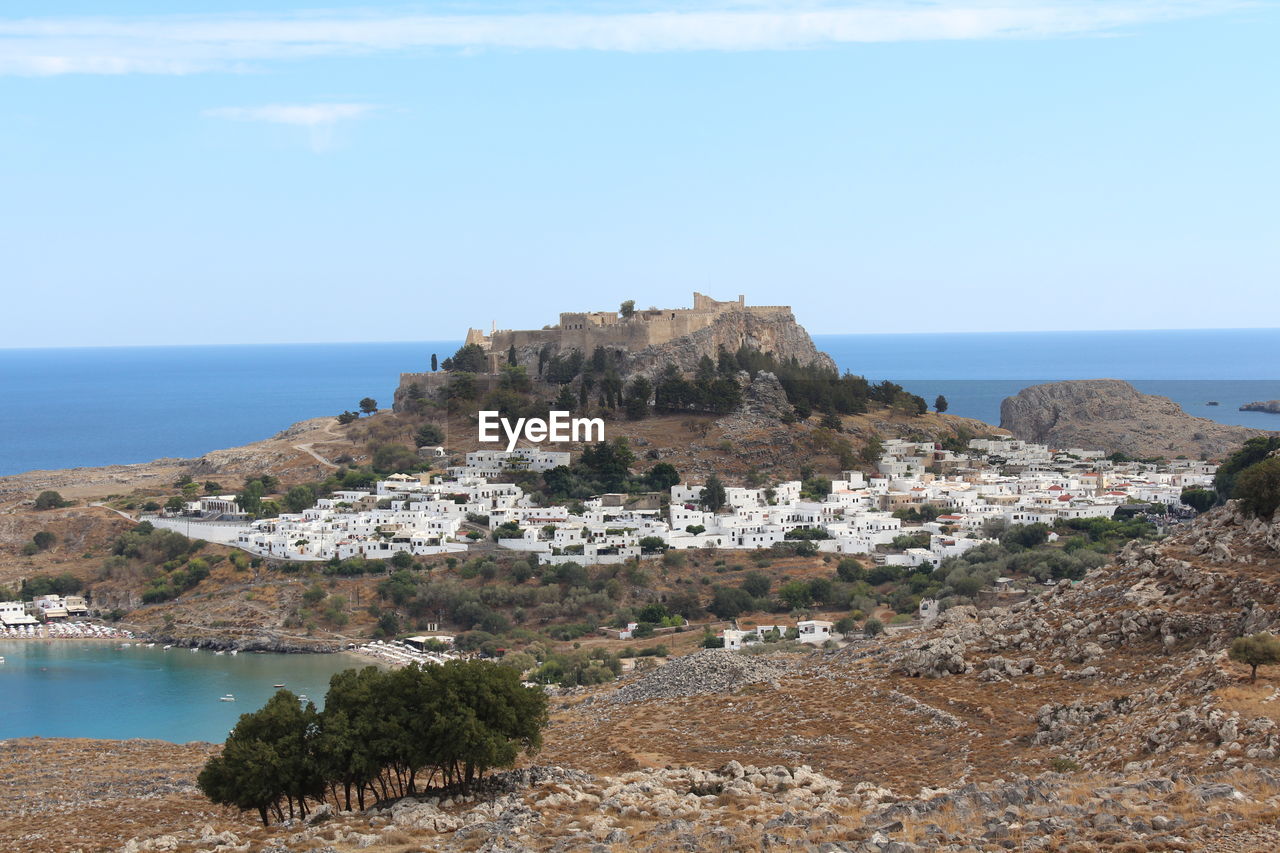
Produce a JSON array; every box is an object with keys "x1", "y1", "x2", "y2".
[
  {"x1": 1000, "y1": 379, "x2": 1272, "y2": 459},
  {"x1": 1242, "y1": 400, "x2": 1280, "y2": 414},
  {"x1": 606, "y1": 649, "x2": 788, "y2": 703}
]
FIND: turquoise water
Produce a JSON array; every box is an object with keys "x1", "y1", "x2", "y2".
[{"x1": 0, "y1": 642, "x2": 369, "y2": 742}]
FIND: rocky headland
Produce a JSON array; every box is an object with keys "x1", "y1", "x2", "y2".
[
  {"x1": 1242, "y1": 400, "x2": 1280, "y2": 414},
  {"x1": 1000, "y1": 379, "x2": 1273, "y2": 459}
]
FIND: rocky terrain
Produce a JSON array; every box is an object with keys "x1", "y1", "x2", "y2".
[
  {"x1": 1001, "y1": 379, "x2": 1272, "y2": 460},
  {"x1": 1241, "y1": 400, "x2": 1280, "y2": 414},
  {"x1": 622, "y1": 307, "x2": 837, "y2": 379},
  {"x1": 10, "y1": 499, "x2": 1260, "y2": 851},
  {"x1": 0, "y1": 418, "x2": 360, "y2": 506}
]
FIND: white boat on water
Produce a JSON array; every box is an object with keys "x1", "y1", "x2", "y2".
[
  {"x1": 219, "y1": 694, "x2": 236, "y2": 702},
  {"x1": 228, "y1": 650, "x2": 238, "y2": 656},
  {"x1": 162, "y1": 644, "x2": 172, "y2": 650},
  {"x1": 213, "y1": 650, "x2": 225, "y2": 655}
]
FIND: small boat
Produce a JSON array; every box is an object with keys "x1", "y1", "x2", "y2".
[
  {"x1": 162, "y1": 644, "x2": 172, "y2": 650},
  {"x1": 0, "y1": 656, "x2": 6, "y2": 664},
  {"x1": 213, "y1": 650, "x2": 225, "y2": 655},
  {"x1": 228, "y1": 650, "x2": 238, "y2": 656},
  {"x1": 273, "y1": 683, "x2": 286, "y2": 688},
  {"x1": 219, "y1": 694, "x2": 236, "y2": 702},
  {"x1": 189, "y1": 647, "x2": 199, "y2": 653},
  {"x1": 1206, "y1": 401, "x2": 1220, "y2": 406}
]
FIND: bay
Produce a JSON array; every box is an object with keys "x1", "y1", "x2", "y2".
[{"x1": 0, "y1": 641, "x2": 368, "y2": 742}]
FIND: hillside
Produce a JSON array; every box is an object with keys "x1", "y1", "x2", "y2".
[
  {"x1": 1001, "y1": 379, "x2": 1272, "y2": 460},
  {"x1": 0, "y1": 391, "x2": 1000, "y2": 652},
  {"x1": 16, "y1": 500, "x2": 1280, "y2": 851}
]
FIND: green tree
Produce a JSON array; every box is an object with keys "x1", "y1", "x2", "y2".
[
  {"x1": 34, "y1": 491, "x2": 66, "y2": 510},
  {"x1": 1230, "y1": 632, "x2": 1280, "y2": 683},
  {"x1": 709, "y1": 586, "x2": 754, "y2": 619},
  {"x1": 442, "y1": 343, "x2": 488, "y2": 373},
  {"x1": 836, "y1": 558, "x2": 865, "y2": 582},
  {"x1": 283, "y1": 485, "x2": 316, "y2": 513},
  {"x1": 197, "y1": 691, "x2": 324, "y2": 825},
  {"x1": 337, "y1": 411, "x2": 359, "y2": 425},
  {"x1": 777, "y1": 579, "x2": 813, "y2": 609},
  {"x1": 623, "y1": 377, "x2": 653, "y2": 420},
  {"x1": 935, "y1": 395, "x2": 949, "y2": 413},
  {"x1": 701, "y1": 475, "x2": 727, "y2": 512},
  {"x1": 1216, "y1": 437, "x2": 1280, "y2": 499},
  {"x1": 359, "y1": 397, "x2": 378, "y2": 416},
  {"x1": 1180, "y1": 488, "x2": 1217, "y2": 514},
  {"x1": 620, "y1": 300, "x2": 636, "y2": 318},
  {"x1": 644, "y1": 462, "x2": 680, "y2": 492},
  {"x1": 740, "y1": 571, "x2": 771, "y2": 598},
  {"x1": 1234, "y1": 458, "x2": 1280, "y2": 520},
  {"x1": 431, "y1": 353, "x2": 438, "y2": 371},
  {"x1": 32, "y1": 531, "x2": 55, "y2": 551},
  {"x1": 637, "y1": 536, "x2": 667, "y2": 554},
  {"x1": 863, "y1": 617, "x2": 885, "y2": 637},
  {"x1": 414, "y1": 423, "x2": 445, "y2": 448}
]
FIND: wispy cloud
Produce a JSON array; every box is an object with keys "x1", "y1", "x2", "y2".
[
  {"x1": 0, "y1": 1, "x2": 1253, "y2": 76},
  {"x1": 204, "y1": 103, "x2": 377, "y2": 126},
  {"x1": 203, "y1": 102, "x2": 379, "y2": 150}
]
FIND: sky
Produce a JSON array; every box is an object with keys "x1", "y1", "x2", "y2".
[{"x1": 2, "y1": 1, "x2": 1278, "y2": 347}]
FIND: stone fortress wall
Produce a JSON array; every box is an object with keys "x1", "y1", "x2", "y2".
[
  {"x1": 476, "y1": 293, "x2": 791, "y2": 372},
  {"x1": 394, "y1": 292, "x2": 824, "y2": 410}
]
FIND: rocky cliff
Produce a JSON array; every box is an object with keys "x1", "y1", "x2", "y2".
[
  {"x1": 1242, "y1": 400, "x2": 1280, "y2": 414},
  {"x1": 394, "y1": 309, "x2": 836, "y2": 411},
  {"x1": 621, "y1": 308, "x2": 836, "y2": 380},
  {"x1": 1000, "y1": 379, "x2": 1272, "y2": 459}
]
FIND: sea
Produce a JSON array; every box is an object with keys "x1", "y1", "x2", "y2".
[
  {"x1": 0, "y1": 329, "x2": 1277, "y2": 742},
  {"x1": 0, "y1": 330, "x2": 1277, "y2": 478},
  {"x1": 0, "y1": 641, "x2": 370, "y2": 741}
]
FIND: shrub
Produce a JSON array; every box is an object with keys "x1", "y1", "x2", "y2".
[
  {"x1": 1234, "y1": 458, "x2": 1280, "y2": 520},
  {"x1": 1230, "y1": 632, "x2": 1280, "y2": 682},
  {"x1": 34, "y1": 491, "x2": 67, "y2": 510},
  {"x1": 740, "y1": 571, "x2": 771, "y2": 598},
  {"x1": 863, "y1": 618, "x2": 884, "y2": 637}
]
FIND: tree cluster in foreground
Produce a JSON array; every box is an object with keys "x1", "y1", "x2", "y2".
[{"x1": 197, "y1": 660, "x2": 548, "y2": 825}]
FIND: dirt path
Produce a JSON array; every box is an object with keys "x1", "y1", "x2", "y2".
[
  {"x1": 292, "y1": 419, "x2": 341, "y2": 469},
  {"x1": 89, "y1": 502, "x2": 136, "y2": 522}
]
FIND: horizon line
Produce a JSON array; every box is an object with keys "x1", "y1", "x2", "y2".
[{"x1": 2, "y1": 326, "x2": 1279, "y2": 352}]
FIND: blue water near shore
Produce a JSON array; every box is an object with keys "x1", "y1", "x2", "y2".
[
  {"x1": 813, "y1": 329, "x2": 1280, "y2": 429},
  {"x1": 1, "y1": 330, "x2": 1277, "y2": 476},
  {"x1": 0, "y1": 642, "x2": 368, "y2": 741},
  {"x1": 0, "y1": 342, "x2": 458, "y2": 477}
]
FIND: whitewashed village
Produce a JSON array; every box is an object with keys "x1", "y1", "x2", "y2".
[
  {"x1": 143, "y1": 436, "x2": 1211, "y2": 580},
  {"x1": 4, "y1": 436, "x2": 1213, "y2": 646}
]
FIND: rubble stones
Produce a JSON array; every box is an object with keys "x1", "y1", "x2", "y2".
[{"x1": 606, "y1": 649, "x2": 789, "y2": 703}]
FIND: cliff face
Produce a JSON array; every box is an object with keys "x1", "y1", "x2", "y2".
[
  {"x1": 393, "y1": 309, "x2": 836, "y2": 410},
  {"x1": 622, "y1": 309, "x2": 836, "y2": 380},
  {"x1": 1000, "y1": 379, "x2": 1271, "y2": 460}
]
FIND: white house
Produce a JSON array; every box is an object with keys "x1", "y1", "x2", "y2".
[{"x1": 797, "y1": 619, "x2": 834, "y2": 645}]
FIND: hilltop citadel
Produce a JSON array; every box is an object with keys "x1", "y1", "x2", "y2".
[{"x1": 394, "y1": 292, "x2": 833, "y2": 407}]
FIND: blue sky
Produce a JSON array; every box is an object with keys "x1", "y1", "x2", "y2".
[{"x1": 2, "y1": 1, "x2": 1277, "y2": 346}]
